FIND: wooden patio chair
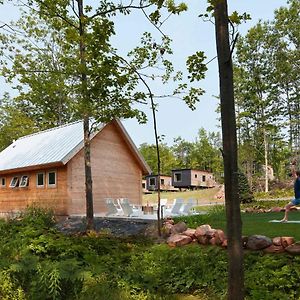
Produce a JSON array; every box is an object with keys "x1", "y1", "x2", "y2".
[{"x1": 105, "y1": 198, "x2": 122, "y2": 216}]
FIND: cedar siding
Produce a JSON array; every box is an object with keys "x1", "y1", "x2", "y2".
[
  {"x1": 0, "y1": 167, "x2": 68, "y2": 215},
  {"x1": 0, "y1": 119, "x2": 150, "y2": 216},
  {"x1": 67, "y1": 122, "x2": 143, "y2": 215}
]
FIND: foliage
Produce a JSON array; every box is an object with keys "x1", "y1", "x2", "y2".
[
  {"x1": 238, "y1": 170, "x2": 254, "y2": 204},
  {"x1": 139, "y1": 127, "x2": 223, "y2": 178},
  {"x1": 234, "y1": 0, "x2": 300, "y2": 183},
  {"x1": 1, "y1": 206, "x2": 300, "y2": 298}
]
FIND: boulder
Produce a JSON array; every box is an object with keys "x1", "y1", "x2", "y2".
[
  {"x1": 242, "y1": 236, "x2": 249, "y2": 248},
  {"x1": 170, "y1": 221, "x2": 188, "y2": 234},
  {"x1": 182, "y1": 228, "x2": 196, "y2": 239},
  {"x1": 164, "y1": 218, "x2": 175, "y2": 225},
  {"x1": 246, "y1": 235, "x2": 272, "y2": 250},
  {"x1": 221, "y1": 239, "x2": 228, "y2": 248},
  {"x1": 194, "y1": 224, "x2": 212, "y2": 238},
  {"x1": 263, "y1": 244, "x2": 285, "y2": 254},
  {"x1": 161, "y1": 223, "x2": 173, "y2": 237},
  {"x1": 272, "y1": 237, "x2": 282, "y2": 246},
  {"x1": 206, "y1": 229, "x2": 217, "y2": 239},
  {"x1": 167, "y1": 234, "x2": 192, "y2": 247},
  {"x1": 271, "y1": 207, "x2": 283, "y2": 213},
  {"x1": 197, "y1": 235, "x2": 209, "y2": 245},
  {"x1": 215, "y1": 229, "x2": 226, "y2": 245},
  {"x1": 285, "y1": 242, "x2": 300, "y2": 255},
  {"x1": 281, "y1": 237, "x2": 295, "y2": 248}
]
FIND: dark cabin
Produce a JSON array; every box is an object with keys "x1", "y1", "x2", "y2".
[{"x1": 171, "y1": 169, "x2": 216, "y2": 190}]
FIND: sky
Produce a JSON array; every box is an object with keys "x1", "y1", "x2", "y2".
[{"x1": 0, "y1": 0, "x2": 289, "y2": 147}]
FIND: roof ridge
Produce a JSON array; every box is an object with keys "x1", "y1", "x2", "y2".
[{"x1": 18, "y1": 120, "x2": 82, "y2": 141}]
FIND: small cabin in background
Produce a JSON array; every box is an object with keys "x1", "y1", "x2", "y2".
[
  {"x1": 171, "y1": 168, "x2": 216, "y2": 190},
  {"x1": 145, "y1": 175, "x2": 178, "y2": 192}
]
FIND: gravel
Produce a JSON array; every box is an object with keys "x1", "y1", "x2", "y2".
[{"x1": 55, "y1": 217, "x2": 157, "y2": 237}]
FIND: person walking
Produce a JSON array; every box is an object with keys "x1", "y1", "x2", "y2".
[{"x1": 281, "y1": 161, "x2": 300, "y2": 222}]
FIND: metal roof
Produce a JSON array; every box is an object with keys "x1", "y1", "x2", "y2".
[
  {"x1": 0, "y1": 121, "x2": 87, "y2": 172},
  {"x1": 0, "y1": 119, "x2": 151, "y2": 174}
]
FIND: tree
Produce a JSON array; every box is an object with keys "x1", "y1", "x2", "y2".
[
  {"x1": 1, "y1": 0, "x2": 205, "y2": 229},
  {"x1": 214, "y1": 0, "x2": 244, "y2": 298}
]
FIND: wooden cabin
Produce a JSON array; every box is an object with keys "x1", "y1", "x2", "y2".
[
  {"x1": 171, "y1": 169, "x2": 216, "y2": 190},
  {"x1": 0, "y1": 119, "x2": 151, "y2": 217},
  {"x1": 145, "y1": 175, "x2": 177, "y2": 192}
]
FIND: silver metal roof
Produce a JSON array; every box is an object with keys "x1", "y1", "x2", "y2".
[
  {"x1": 0, "y1": 121, "x2": 85, "y2": 172},
  {"x1": 0, "y1": 119, "x2": 151, "y2": 174}
]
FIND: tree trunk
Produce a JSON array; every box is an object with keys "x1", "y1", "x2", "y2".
[
  {"x1": 263, "y1": 129, "x2": 269, "y2": 193},
  {"x1": 214, "y1": 1, "x2": 244, "y2": 299},
  {"x1": 78, "y1": 0, "x2": 94, "y2": 229}
]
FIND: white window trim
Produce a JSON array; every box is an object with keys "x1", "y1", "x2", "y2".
[
  {"x1": 19, "y1": 175, "x2": 29, "y2": 188},
  {"x1": 36, "y1": 172, "x2": 45, "y2": 188},
  {"x1": 9, "y1": 177, "x2": 19, "y2": 188},
  {"x1": 47, "y1": 171, "x2": 57, "y2": 187}
]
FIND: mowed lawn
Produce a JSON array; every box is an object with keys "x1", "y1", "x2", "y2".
[
  {"x1": 179, "y1": 210, "x2": 300, "y2": 241},
  {"x1": 143, "y1": 187, "x2": 222, "y2": 205}
]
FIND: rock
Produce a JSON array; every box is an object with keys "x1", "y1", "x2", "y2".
[
  {"x1": 281, "y1": 237, "x2": 295, "y2": 248},
  {"x1": 167, "y1": 234, "x2": 192, "y2": 247},
  {"x1": 197, "y1": 235, "x2": 209, "y2": 245},
  {"x1": 285, "y1": 242, "x2": 300, "y2": 255},
  {"x1": 246, "y1": 235, "x2": 272, "y2": 250},
  {"x1": 170, "y1": 221, "x2": 188, "y2": 234},
  {"x1": 194, "y1": 224, "x2": 212, "y2": 238},
  {"x1": 242, "y1": 236, "x2": 248, "y2": 248},
  {"x1": 182, "y1": 228, "x2": 196, "y2": 239},
  {"x1": 164, "y1": 218, "x2": 175, "y2": 225},
  {"x1": 161, "y1": 223, "x2": 173, "y2": 237},
  {"x1": 271, "y1": 207, "x2": 283, "y2": 213},
  {"x1": 263, "y1": 244, "x2": 285, "y2": 254},
  {"x1": 290, "y1": 207, "x2": 298, "y2": 211},
  {"x1": 272, "y1": 237, "x2": 282, "y2": 246},
  {"x1": 206, "y1": 229, "x2": 217, "y2": 239},
  {"x1": 215, "y1": 229, "x2": 226, "y2": 243},
  {"x1": 221, "y1": 239, "x2": 228, "y2": 248}
]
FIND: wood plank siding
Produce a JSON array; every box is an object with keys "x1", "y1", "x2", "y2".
[
  {"x1": 67, "y1": 122, "x2": 143, "y2": 215},
  {"x1": 0, "y1": 167, "x2": 68, "y2": 215}
]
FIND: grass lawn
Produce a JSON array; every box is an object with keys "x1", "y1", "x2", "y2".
[
  {"x1": 177, "y1": 209, "x2": 300, "y2": 241},
  {"x1": 142, "y1": 187, "x2": 222, "y2": 205}
]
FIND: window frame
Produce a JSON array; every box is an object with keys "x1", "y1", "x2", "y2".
[
  {"x1": 47, "y1": 171, "x2": 57, "y2": 187},
  {"x1": 0, "y1": 177, "x2": 6, "y2": 188},
  {"x1": 36, "y1": 172, "x2": 45, "y2": 188},
  {"x1": 9, "y1": 176, "x2": 19, "y2": 188},
  {"x1": 149, "y1": 177, "x2": 156, "y2": 187},
  {"x1": 174, "y1": 172, "x2": 182, "y2": 182},
  {"x1": 19, "y1": 175, "x2": 29, "y2": 188}
]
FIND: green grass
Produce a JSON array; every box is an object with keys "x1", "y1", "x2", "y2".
[
  {"x1": 176, "y1": 208, "x2": 300, "y2": 241},
  {"x1": 142, "y1": 187, "x2": 222, "y2": 205}
]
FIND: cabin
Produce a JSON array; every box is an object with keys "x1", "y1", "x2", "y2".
[
  {"x1": 145, "y1": 175, "x2": 177, "y2": 192},
  {"x1": 0, "y1": 119, "x2": 151, "y2": 217},
  {"x1": 171, "y1": 168, "x2": 216, "y2": 190}
]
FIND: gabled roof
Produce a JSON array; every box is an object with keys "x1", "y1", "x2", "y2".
[{"x1": 0, "y1": 119, "x2": 151, "y2": 175}]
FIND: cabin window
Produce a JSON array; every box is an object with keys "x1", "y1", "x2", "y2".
[
  {"x1": 1, "y1": 177, "x2": 6, "y2": 187},
  {"x1": 142, "y1": 182, "x2": 146, "y2": 189},
  {"x1": 195, "y1": 174, "x2": 198, "y2": 178},
  {"x1": 9, "y1": 177, "x2": 19, "y2": 188},
  {"x1": 160, "y1": 179, "x2": 165, "y2": 185},
  {"x1": 19, "y1": 175, "x2": 29, "y2": 187},
  {"x1": 149, "y1": 177, "x2": 156, "y2": 186},
  {"x1": 37, "y1": 173, "x2": 45, "y2": 187},
  {"x1": 174, "y1": 172, "x2": 182, "y2": 182},
  {"x1": 202, "y1": 175, "x2": 206, "y2": 182},
  {"x1": 48, "y1": 171, "x2": 56, "y2": 187}
]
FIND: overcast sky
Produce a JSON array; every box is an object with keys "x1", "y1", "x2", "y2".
[{"x1": 0, "y1": 0, "x2": 289, "y2": 146}]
